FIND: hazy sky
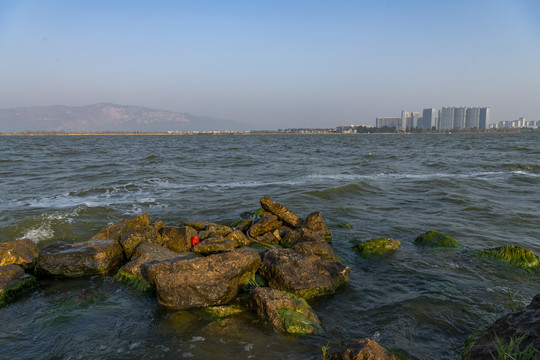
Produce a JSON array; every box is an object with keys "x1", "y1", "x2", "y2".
[{"x1": 1, "y1": 0, "x2": 539, "y2": 129}]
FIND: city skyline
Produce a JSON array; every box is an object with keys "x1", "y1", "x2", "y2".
[{"x1": 1, "y1": 1, "x2": 539, "y2": 129}]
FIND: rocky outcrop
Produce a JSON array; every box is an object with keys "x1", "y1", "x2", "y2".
[
  {"x1": 142, "y1": 249, "x2": 261, "y2": 310},
  {"x1": 119, "y1": 225, "x2": 162, "y2": 259},
  {"x1": 301, "y1": 211, "x2": 333, "y2": 242},
  {"x1": 0, "y1": 238, "x2": 39, "y2": 268},
  {"x1": 477, "y1": 245, "x2": 540, "y2": 269},
  {"x1": 250, "y1": 287, "x2": 322, "y2": 335},
  {"x1": 36, "y1": 239, "x2": 124, "y2": 277},
  {"x1": 91, "y1": 212, "x2": 151, "y2": 241},
  {"x1": 467, "y1": 294, "x2": 540, "y2": 360},
  {"x1": 259, "y1": 249, "x2": 350, "y2": 299},
  {"x1": 260, "y1": 196, "x2": 302, "y2": 228},
  {"x1": 354, "y1": 238, "x2": 401, "y2": 258},
  {"x1": 160, "y1": 226, "x2": 197, "y2": 252},
  {"x1": 331, "y1": 338, "x2": 399, "y2": 360},
  {"x1": 0, "y1": 264, "x2": 38, "y2": 307},
  {"x1": 191, "y1": 237, "x2": 236, "y2": 255},
  {"x1": 414, "y1": 230, "x2": 461, "y2": 248}
]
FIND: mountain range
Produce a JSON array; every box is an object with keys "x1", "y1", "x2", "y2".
[{"x1": 0, "y1": 103, "x2": 250, "y2": 133}]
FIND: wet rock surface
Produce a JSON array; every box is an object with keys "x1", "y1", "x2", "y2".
[
  {"x1": 292, "y1": 239, "x2": 340, "y2": 261},
  {"x1": 354, "y1": 238, "x2": 401, "y2": 258},
  {"x1": 160, "y1": 226, "x2": 197, "y2": 253},
  {"x1": 0, "y1": 238, "x2": 39, "y2": 268},
  {"x1": 119, "y1": 225, "x2": 162, "y2": 259},
  {"x1": 260, "y1": 196, "x2": 303, "y2": 228},
  {"x1": 91, "y1": 212, "x2": 151, "y2": 241},
  {"x1": 0, "y1": 264, "x2": 38, "y2": 307},
  {"x1": 414, "y1": 230, "x2": 461, "y2": 248},
  {"x1": 191, "y1": 237, "x2": 236, "y2": 255},
  {"x1": 36, "y1": 239, "x2": 125, "y2": 277},
  {"x1": 331, "y1": 338, "x2": 399, "y2": 360},
  {"x1": 301, "y1": 211, "x2": 333, "y2": 242}
]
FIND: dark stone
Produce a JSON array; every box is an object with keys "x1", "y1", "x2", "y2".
[
  {"x1": 331, "y1": 338, "x2": 399, "y2": 360},
  {"x1": 259, "y1": 249, "x2": 350, "y2": 299},
  {"x1": 248, "y1": 214, "x2": 282, "y2": 238},
  {"x1": 91, "y1": 212, "x2": 151, "y2": 241},
  {"x1": 260, "y1": 196, "x2": 302, "y2": 228},
  {"x1": 250, "y1": 287, "x2": 322, "y2": 335},
  {"x1": 36, "y1": 239, "x2": 125, "y2": 277},
  {"x1": 0, "y1": 264, "x2": 38, "y2": 307},
  {"x1": 232, "y1": 219, "x2": 253, "y2": 233},
  {"x1": 0, "y1": 238, "x2": 39, "y2": 268},
  {"x1": 225, "y1": 230, "x2": 251, "y2": 247},
  {"x1": 161, "y1": 226, "x2": 197, "y2": 253},
  {"x1": 301, "y1": 211, "x2": 332, "y2": 242},
  {"x1": 467, "y1": 294, "x2": 540, "y2": 360},
  {"x1": 293, "y1": 240, "x2": 340, "y2": 262},
  {"x1": 142, "y1": 249, "x2": 261, "y2": 310},
  {"x1": 119, "y1": 225, "x2": 162, "y2": 259}
]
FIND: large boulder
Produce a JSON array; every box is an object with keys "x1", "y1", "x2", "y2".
[
  {"x1": 248, "y1": 214, "x2": 282, "y2": 238},
  {"x1": 301, "y1": 211, "x2": 332, "y2": 242},
  {"x1": 36, "y1": 239, "x2": 125, "y2": 277},
  {"x1": 142, "y1": 249, "x2": 261, "y2": 310},
  {"x1": 0, "y1": 264, "x2": 38, "y2": 307},
  {"x1": 354, "y1": 238, "x2": 401, "y2": 258},
  {"x1": 250, "y1": 287, "x2": 322, "y2": 335},
  {"x1": 477, "y1": 245, "x2": 540, "y2": 269},
  {"x1": 331, "y1": 338, "x2": 399, "y2": 360},
  {"x1": 118, "y1": 225, "x2": 162, "y2": 259},
  {"x1": 0, "y1": 238, "x2": 39, "y2": 268},
  {"x1": 280, "y1": 228, "x2": 326, "y2": 248},
  {"x1": 260, "y1": 196, "x2": 302, "y2": 228},
  {"x1": 160, "y1": 226, "x2": 197, "y2": 253},
  {"x1": 467, "y1": 294, "x2": 540, "y2": 360},
  {"x1": 293, "y1": 240, "x2": 340, "y2": 262},
  {"x1": 414, "y1": 230, "x2": 461, "y2": 248},
  {"x1": 258, "y1": 249, "x2": 350, "y2": 299},
  {"x1": 191, "y1": 237, "x2": 236, "y2": 255},
  {"x1": 91, "y1": 212, "x2": 151, "y2": 241}
]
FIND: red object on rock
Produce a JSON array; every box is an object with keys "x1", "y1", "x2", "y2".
[{"x1": 191, "y1": 235, "x2": 200, "y2": 246}]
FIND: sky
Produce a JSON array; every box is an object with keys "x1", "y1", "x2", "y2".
[{"x1": 1, "y1": 0, "x2": 539, "y2": 129}]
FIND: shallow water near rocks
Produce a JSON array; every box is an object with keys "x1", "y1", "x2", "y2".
[{"x1": 1, "y1": 133, "x2": 539, "y2": 359}]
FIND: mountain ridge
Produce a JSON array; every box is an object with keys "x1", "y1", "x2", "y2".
[{"x1": 0, "y1": 103, "x2": 250, "y2": 132}]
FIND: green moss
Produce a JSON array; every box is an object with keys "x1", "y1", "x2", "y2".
[
  {"x1": 477, "y1": 245, "x2": 540, "y2": 269},
  {"x1": 414, "y1": 230, "x2": 461, "y2": 248},
  {"x1": 253, "y1": 208, "x2": 266, "y2": 217},
  {"x1": 275, "y1": 307, "x2": 323, "y2": 335},
  {"x1": 0, "y1": 275, "x2": 38, "y2": 308},
  {"x1": 354, "y1": 238, "x2": 401, "y2": 258},
  {"x1": 113, "y1": 269, "x2": 154, "y2": 295},
  {"x1": 241, "y1": 272, "x2": 267, "y2": 292},
  {"x1": 229, "y1": 219, "x2": 244, "y2": 228},
  {"x1": 192, "y1": 304, "x2": 245, "y2": 321},
  {"x1": 323, "y1": 234, "x2": 333, "y2": 244}
]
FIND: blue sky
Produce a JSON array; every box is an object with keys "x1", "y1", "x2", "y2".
[{"x1": 1, "y1": 0, "x2": 539, "y2": 128}]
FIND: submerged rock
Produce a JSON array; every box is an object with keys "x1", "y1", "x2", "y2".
[
  {"x1": 142, "y1": 249, "x2": 261, "y2": 310},
  {"x1": 118, "y1": 225, "x2": 162, "y2": 259},
  {"x1": 259, "y1": 249, "x2": 350, "y2": 299},
  {"x1": 301, "y1": 211, "x2": 332, "y2": 243},
  {"x1": 260, "y1": 196, "x2": 303, "y2": 228},
  {"x1": 36, "y1": 239, "x2": 124, "y2": 277},
  {"x1": 467, "y1": 294, "x2": 540, "y2": 360},
  {"x1": 160, "y1": 226, "x2": 197, "y2": 252},
  {"x1": 191, "y1": 237, "x2": 236, "y2": 255},
  {"x1": 477, "y1": 245, "x2": 540, "y2": 269},
  {"x1": 192, "y1": 304, "x2": 246, "y2": 321},
  {"x1": 414, "y1": 230, "x2": 461, "y2": 248},
  {"x1": 250, "y1": 287, "x2": 322, "y2": 335},
  {"x1": 331, "y1": 338, "x2": 399, "y2": 360},
  {"x1": 354, "y1": 238, "x2": 401, "y2": 258},
  {"x1": 91, "y1": 212, "x2": 151, "y2": 241},
  {"x1": 0, "y1": 264, "x2": 38, "y2": 307},
  {"x1": 0, "y1": 238, "x2": 39, "y2": 268}
]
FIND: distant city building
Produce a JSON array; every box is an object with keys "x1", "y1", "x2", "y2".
[
  {"x1": 466, "y1": 107, "x2": 480, "y2": 129},
  {"x1": 421, "y1": 108, "x2": 437, "y2": 129},
  {"x1": 453, "y1": 107, "x2": 466, "y2": 129},
  {"x1": 410, "y1": 112, "x2": 420, "y2": 129},
  {"x1": 479, "y1": 107, "x2": 490, "y2": 129},
  {"x1": 400, "y1": 109, "x2": 410, "y2": 130},
  {"x1": 376, "y1": 117, "x2": 401, "y2": 128},
  {"x1": 439, "y1": 107, "x2": 454, "y2": 130}
]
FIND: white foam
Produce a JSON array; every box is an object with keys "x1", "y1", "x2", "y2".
[{"x1": 19, "y1": 223, "x2": 55, "y2": 243}]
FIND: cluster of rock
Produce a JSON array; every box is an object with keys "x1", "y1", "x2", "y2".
[{"x1": 0, "y1": 196, "x2": 349, "y2": 338}]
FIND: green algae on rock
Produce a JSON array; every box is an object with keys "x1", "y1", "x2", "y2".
[
  {"x1": 0, "y1": 264, "x2": 38, "y2": 307},
  {"x1": 192, "y1": 304, "x2": 246, "y2": 321},
  {"x1": 477, "y1": 245, "x2": 540, "y2": 269},
  {"x1": 114, "y1": 268, "x2": 154, "y2": 294},
  {"x1": 354, "y1": 238, "x2": 401, "y2": 258},
  {"x1": 414, "y1": 230, "x2": 461, "y2": 248}
]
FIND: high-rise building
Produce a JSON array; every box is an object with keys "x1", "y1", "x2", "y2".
[
  {"x1": 479, "y1": 107, "x2": 490, "y2": 129},
  {"x1": 439, "y1": 107, "x2": 454, "y2": 130},
  {"x1": 453, "y1": 107, "x2": 466, "y2": 129},
  {"x1": 410, "y1": 112, "x2": 420, "y2": 129},
  {"x1": 400, "y1": 109, "x2": 410, "y2": 130},
  {"x1": 466, "y1": 107, "x2": 480, "y2": 129},
  {"x1": 421, "y1": 108, "x2": 437, "y2": 130}
]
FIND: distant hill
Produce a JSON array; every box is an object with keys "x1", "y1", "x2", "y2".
[{"x1": 0, "y1": 103, "x2": 250, "y2": 133}]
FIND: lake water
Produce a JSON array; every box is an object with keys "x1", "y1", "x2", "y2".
[{"x1": 0, "y1": 133, "x2": 539, "y2": 359}]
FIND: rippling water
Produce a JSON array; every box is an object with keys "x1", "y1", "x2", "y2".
[{"x1": 1, "y1": 133, "x2": 539, "y2": 359}]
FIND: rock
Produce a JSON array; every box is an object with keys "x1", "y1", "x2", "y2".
[
  {"x1": 331, "y1": 338, "x2": 399, "y2": 360},
  {"x1": 232, "y1": 219, "x2": 253, "y2": 233},
  {"x1": 260, "y1": 196, "x2": 303, "y2": 228},
  {"x1": 153, "y1": 220, "x2": 166, "y2": 232},
  {"x1": 259, "y1": 249, "x2": 350, "y2": 299},
  {"x1": 91, "y1": 212, "x2": 151, "y2": 241},
  {"x1": 293, "y1": 240, "x2": 340, "y2": 262},
  {"x1": 354, "y1": 238, "x2": 401, "y2": 258},
  {"x1": 119, "y1": 225, "x2": 162, "y2": 259},
  {"x1": 477, "y1": 245, "x2": 540, "y2": 269},
  {"x1": 142, "y1": 249, "x2": 261, "y2": 310},
  {"x1": 301, "y1": 211, "x2": 333, "y2": 243},
  {"x1": 225, "y1": 230, "x2": 251, "y2": 247},
  {"x1": 192, "y1": 304, "x2": 246, "y2": 321},
  {"x1": 115, "y1": 243, "x2": 194, "y2": 293},
  {"x1": 467, "y1": 294, "x2": 540, "y2": 360},
  {"x1": 250, "y1": 287, "x2": 322, "y2": 335},
  {"x1": 254, "y1": 232, "x2": 280, "y2": 245},
  {"x1": 248, "y1": 214, "x2": 282, "y2": 238},
  {"x1": 0, "y1": 264, "x2": 38, "y2": 307},
  {"x1": 161, "y1": 226, "x2": 197, "y2": 252},
  {"x1": 36, "y1": 239, "x2": 125, "y2": 277},
  {"x1": 183, "y1": 220, "x2": 213, "y2": 232},
  {"x1": 199, "y1": 225, "x2": 233, "y2": 241},
  {"x1": 414, "y1": 230, "x2": 461, "y2": 248},
  {"x1": 192, "y1": 237, "x2": 236, "y2": 255},
  {"x1": 280, "y1": 228, "x2": 327, "y2": 248},
  {"x1": 0, "y1": 238, "x2": 39, "y2": 268}
]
